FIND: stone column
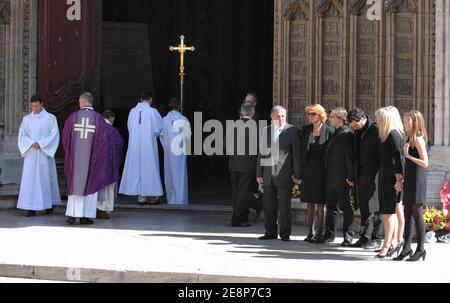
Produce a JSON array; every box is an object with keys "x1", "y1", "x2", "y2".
[
  {"x1": 434, "y1": 0, "x2": 450, "y2": 146},
  {"x1": 0, "y1": 0, "x2": 38, "y2": 185}
]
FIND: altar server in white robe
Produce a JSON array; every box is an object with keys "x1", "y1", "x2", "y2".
[
  {"x1": 17, "y1": 95, "x2": 61, "y2": 217},
  {"x1": 160, "y1": 98, "x2": 191, "y2": 205},
  {"x1": 119, "y1": 91, "x2": 164, "y2": 204}
]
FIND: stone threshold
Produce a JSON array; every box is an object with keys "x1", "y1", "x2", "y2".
[{"x1": 0, "y1": 263, "x2": 342, "y2": 283}]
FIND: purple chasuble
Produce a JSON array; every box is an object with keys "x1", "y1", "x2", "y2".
[
  {"x1": 105, "y1": 123, "x2": 124, "y2": 185},
  {"x1": 62, "y1": 108, "x2": 111, "y2": 196}
]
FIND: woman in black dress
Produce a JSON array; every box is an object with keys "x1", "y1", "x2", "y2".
[
  {"x1": 300, "y1": 104, "x2": 335, "y2": 242},
  {"x1": 375, "y1": 106, "x2": 405, "y2": 258},
  {"x1": 394, "y1": 110, "x2": 428, "y2": 261}
]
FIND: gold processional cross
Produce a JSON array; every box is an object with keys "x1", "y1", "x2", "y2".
[{"x1": 169, "y1": 35, "x2": 195, "y2": 114}]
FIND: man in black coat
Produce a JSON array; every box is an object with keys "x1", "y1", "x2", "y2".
[
  {"x1": 348, "y1": 108, "x2": 383, "y2": 249},
  {"x1": 319, "y1": 107, "x2": 355, "y2": 246},
  {"x1": 228, "y1": 104, "x2": 258, "y2": 227},
  {"x1": 257, "y1": 106, "x2": 301, "y2": 241}
]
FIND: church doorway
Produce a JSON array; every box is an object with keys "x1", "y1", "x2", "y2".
[{"x1": 101, "y1": 0, "x2": 274, "y2": 205}]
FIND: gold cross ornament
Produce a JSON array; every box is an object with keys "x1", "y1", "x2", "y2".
[{"x1": 170, "y1": 35, "x2": 195, "y2": 114}]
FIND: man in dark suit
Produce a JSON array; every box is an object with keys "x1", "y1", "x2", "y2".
[
  {"x1": 244, "y1": 93, "x2": 264, "y2": 123},
  {"x1": 257, "y1": 106, "x2": 301, "y2": 242},
  {"x1": 228, "y1": 104, "x2": 258, "y2": 227},
  {"x1": 319, "y1": 107, "x2": 355, "y2": 246},
  {"x1": 348, "y1": 108, "x2": 382, "y2": 249}
]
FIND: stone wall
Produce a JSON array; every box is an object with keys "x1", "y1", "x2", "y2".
[
  {"x1": 273, "y1": 0, "x2": 435, "y2": 132},
  {"x1": 0, "y1": 0, "x2": 38, "y2": 185}
]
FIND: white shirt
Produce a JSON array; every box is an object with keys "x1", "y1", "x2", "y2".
[{"x1": 273, "y1": 125, "x2": 283, "y2": 143}]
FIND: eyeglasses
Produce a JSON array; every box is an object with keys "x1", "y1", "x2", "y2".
[{"x1": 307, "y1": 113, "x2": 318, "y2": 117}]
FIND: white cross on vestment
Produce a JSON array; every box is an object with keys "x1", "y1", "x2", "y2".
[{"x1": 74, "y1": 117, "x2": 96, "y2": 139}]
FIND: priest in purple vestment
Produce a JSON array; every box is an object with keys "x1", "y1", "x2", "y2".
[{"x1": 62, "y1": 92, "x2": 111, "y2": 225}]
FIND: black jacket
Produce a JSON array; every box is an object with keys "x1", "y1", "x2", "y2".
[
  {"x1": 325, "y1": 125, "x2": 355, "y2": 188},
  {"x1": 300, "y1": 124, "x2": 335, "y2": 177},
  {"x1": 228, "y1": 117, "x2": 258, "y2": 175},
  {"x1": 257, "y1": 124, "x2": 301, "y2": 187},
  {"x1": 354, "y1": 118, "x2": 380, "y2": 186}
]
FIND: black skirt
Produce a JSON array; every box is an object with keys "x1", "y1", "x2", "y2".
[{"x1": 300, "y1": 139, "x2": 326, "y2": 204}]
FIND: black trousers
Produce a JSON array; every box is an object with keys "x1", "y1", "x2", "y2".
[
  {"x1": 358, "y1": 183, "x2": 382, "y2": 240},
  {"x1": 263, "y1": 183, "x2": 292, "y2": 238},
  {"x1": 230, "y1": 172, "x2": 253, "y2": 224},
  {"x1": 325, "y1": 186, "x2": 355, "y2": 241}
]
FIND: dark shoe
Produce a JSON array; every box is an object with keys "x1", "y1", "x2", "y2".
[
  {"x1": 45, "y1": 207, "x2": 54, "y2": 215},
  {"x1": 304, "y1": 233, "x2": 314, "y2": 242},
  {"x1": 148, "y1": 197, "x2": 161, "y2": 205},
  {"x1": 341, "y1": 239, "x2": 353, "y2": 247},
  {"x1": 231, "y1": 222, "x2": 251, "y2": 227},
  {"x1": 281, "y1": 236, "x2": 290, "y2": 242},
  {"x1": 348, "y1": 237, "x2": 369, "y2": 248},
  {"x1": 393, "y1": 249, "x2": 413, "y2": 261},
  {"x1": 66, "y1": 217, "x2": 76, "y2": 225},
  {"x1": 80, "y1": 218, "x2": 94, "y2": 225},
  {"x1": 317, "y1": 234, "x2": 335, "y2": 244},
  {"x1": 259, "y1": 235, "x2": 277, "y2": 240},
  {"x1": 313, "y1": 234, "x2": 324, "y2": 243},
  {"x1": 97, "y1": 210, "x2": 110, "y2": 220},
  {"x1": 26, "y1": 211, "x2": 36, "y2": 217},
  {"x1": 363, "y1": 239, "x2": 382, "y2": 250},
  {"x1": 406, "y1": 250, "x2": 426, "y2": 262}
]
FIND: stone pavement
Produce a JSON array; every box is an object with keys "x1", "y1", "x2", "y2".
[{"x1": 0, "y1": 208, "x2": 449, "y2": 283}]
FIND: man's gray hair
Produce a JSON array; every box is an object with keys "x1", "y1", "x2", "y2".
[
  {"x1": 331, "y1": 107, "x2": 348, "y2": 121},
  {"x1": 271, "y1": 105, "x2": 286, "y2": 114},
  {"x1": 241, "y1": 104, "x2": 255, "y2": 117},
  {"x1": 80, "y1": 92, "x2": 94, "y2": 105}
]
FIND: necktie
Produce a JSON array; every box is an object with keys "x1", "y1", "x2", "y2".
[{"x1": 139, "y1": 111, "x2": 142, "y2": 124}]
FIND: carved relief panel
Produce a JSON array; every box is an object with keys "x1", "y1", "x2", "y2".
[{"x1": 274, "y1": 0, "x2": 434, "y2": 137}]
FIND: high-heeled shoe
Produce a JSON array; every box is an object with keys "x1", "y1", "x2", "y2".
[
  {"x1": 376, "y1": 245, "x2": 393, "y2": 259},
  {"x1": 387, "y1": 244, "x2": 402, "y2": 257},
  {"x1": 406, "y1": 250, "x2": 426, "y2": 262},
  {"x1": 393, "y1": 249, "x2": 413, "y2": 261}
]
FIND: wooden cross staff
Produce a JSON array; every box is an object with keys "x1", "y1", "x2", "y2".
[{"x1": 169, "y1": 35, "x2": 195, "y2": 114}]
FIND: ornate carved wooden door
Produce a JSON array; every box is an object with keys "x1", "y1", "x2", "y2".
[{"x1": 38, "y1": 0, "x2": 102, "y2": 147}]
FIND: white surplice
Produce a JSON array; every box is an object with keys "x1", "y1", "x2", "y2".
[
  {"x1": 119, "y1": 102, "x2": 164, "y2": 197},
  {"x1": 17, "y1": 109, "x2": 61, "y2": 211},
  {"x1": 160, "y1": 110, "x2": 191, "y2": 205},
  {"x1": 97, "y1": 183, "x2": 116, "y2": 212}
]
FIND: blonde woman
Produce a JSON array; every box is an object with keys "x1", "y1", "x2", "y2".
[
  {"x1": 299, "y1": 104, "x2": 335, "y2": 242},
  {"x1": 374, "y1": 106, "x2": 405, "y2": 258},
  {"x1": 394, "y1": 111, "x2": 428, "y2": 261}
]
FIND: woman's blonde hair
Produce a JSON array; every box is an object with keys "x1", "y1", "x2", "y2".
[
  {"x1": 375, "y1": 106, "x2": 404, "y2": 142},
  {"x1": 305, "y1": 104, "x2": 327, "y2": 123},
  {"x1": 405, "y1": 110, "x2": 428, "y2": 146}
]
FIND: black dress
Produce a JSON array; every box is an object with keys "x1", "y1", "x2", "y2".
[
  {"x1": 403, "y1": 145, "x2": 427, "y2": 205},
  {"x1": 299, "y1": 124, "x2": 334, "y2": 204},
  {"x1": 378, "y1": 130, "x2": 405, "y2": 215}
]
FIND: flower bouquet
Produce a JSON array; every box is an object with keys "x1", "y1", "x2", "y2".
[
  {"x1": 292, "y1": 184, "x2": 301, "y2": 198},
  {"x1": 440, "y1": 179, "x2": 450, "y2": 218},
  {"x1": 423, "y1": 207, "x2": 447, "y2": 232}
]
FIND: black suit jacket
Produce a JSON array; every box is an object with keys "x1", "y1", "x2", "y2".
[
  {"x1": 325, "y1": 125, "x2": 355, "y2": 188},
  {"x1": 228, "y1": 117, "x2": 258, "y2": 175},
  {"x1": 354, "y1": 118, "x2": 380, "y2": 186},
  {"x1": 257, "y1": 124, "x2": 301, "y2": 187}
]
